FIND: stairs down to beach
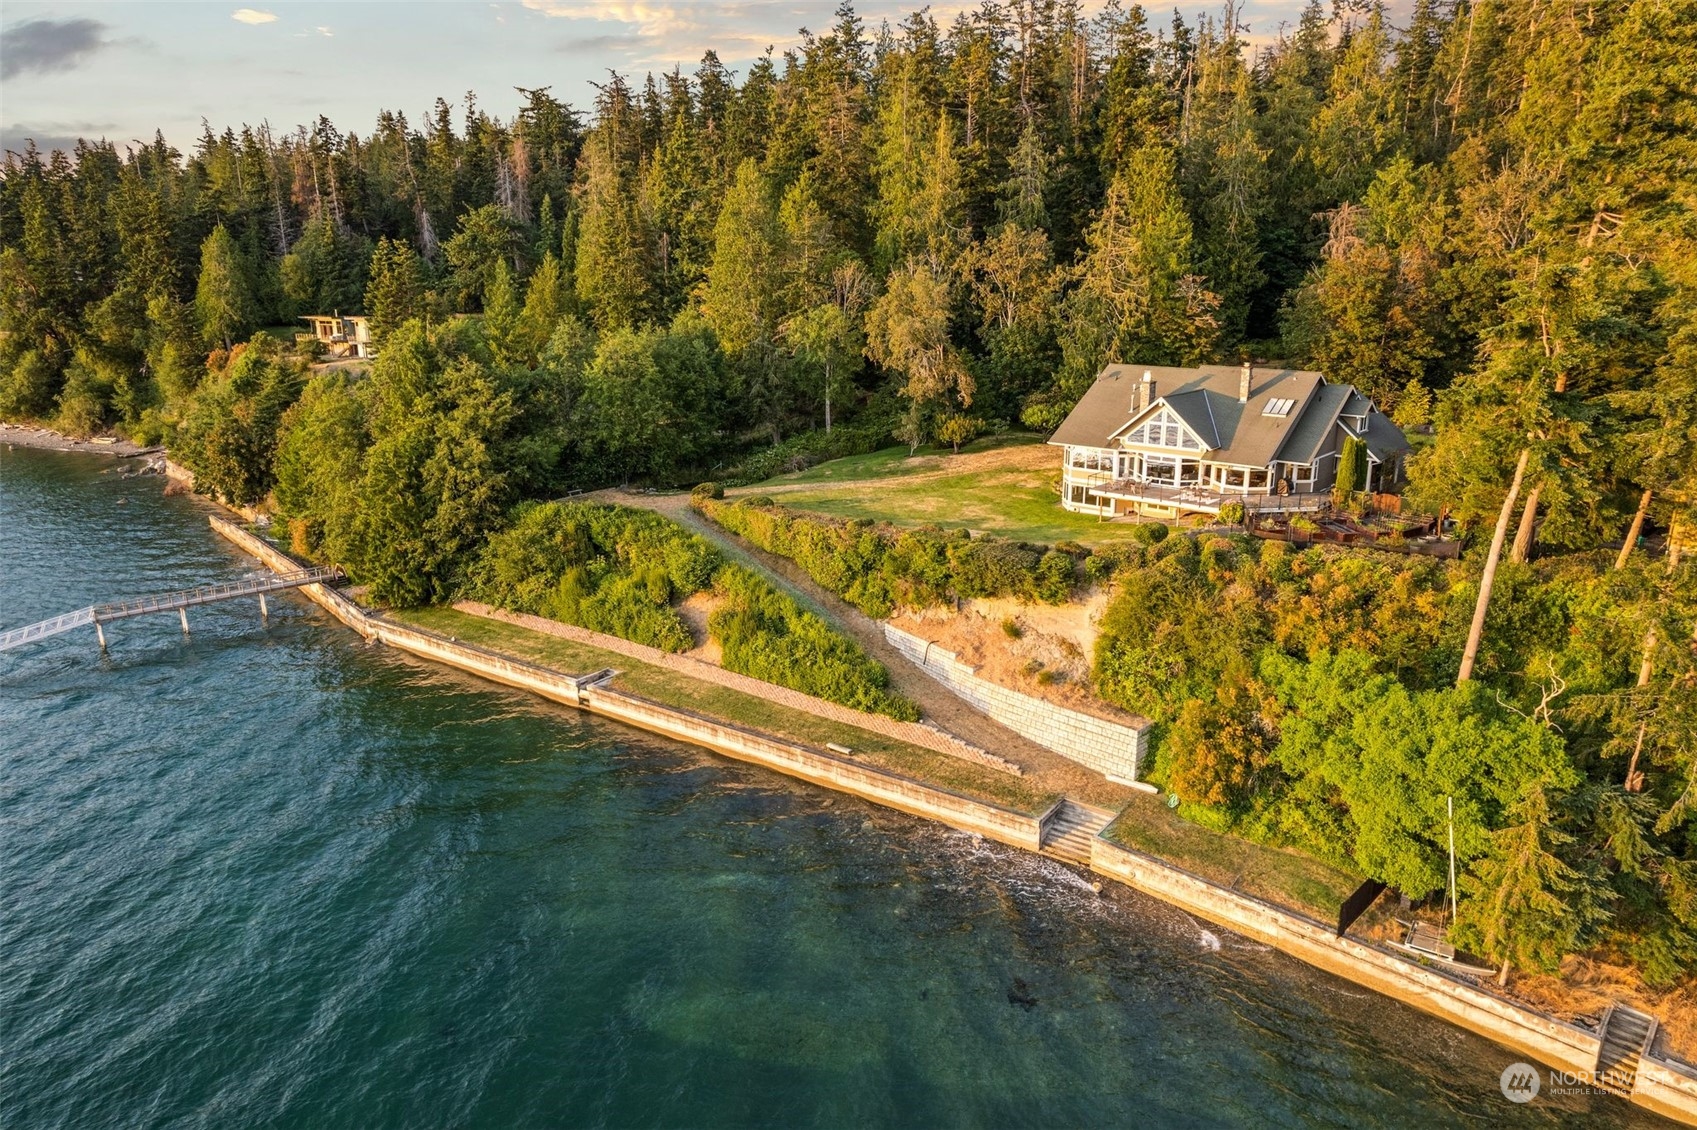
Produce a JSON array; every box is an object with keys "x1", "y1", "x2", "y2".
[
  {"x1": 1040, "y1": 800, "x2": 1115, "y2": 865},
  {"x1": 1595, "y1": 1005, "x2": 1656, "y2": 1097}
]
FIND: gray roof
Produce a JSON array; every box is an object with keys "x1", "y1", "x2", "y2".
[
  {"x1": 1362, "y1": 409, "x2": 1412, "y2": 461},
  {"x1": 1277, "y1": 382, "x2": 1353, "y2": 465},
  {"x1": 1050, "y1": 363, "x2": 1357, "y2": 467}
]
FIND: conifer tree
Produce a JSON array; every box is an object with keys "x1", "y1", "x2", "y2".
[
  {"x1": 194, "y1": 224, "x2": 255, "y2": 350},
  {"x1": 365, "y1": 238, "x2": 427, "y2": 346}
]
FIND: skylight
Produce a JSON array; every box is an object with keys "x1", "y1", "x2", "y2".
[{"x1": 1262, "y1": 397, "x2": 1295, "y2": 418}]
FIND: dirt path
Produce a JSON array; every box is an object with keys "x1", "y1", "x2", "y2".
[{"x1": 598, "y1": 489, "x2": 1135, "y2": 811}]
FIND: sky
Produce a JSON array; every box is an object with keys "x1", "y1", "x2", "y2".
[{"x1": 0, "y1": 1, "x2": 1360, "y2": 158}]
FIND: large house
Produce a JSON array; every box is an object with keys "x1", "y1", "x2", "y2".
[
  {"x1": 300, "y1": 314, "x2": 374, "y2": 360},
  {"x1": 1050, "y1": 363, "x2": 1410, "y2": 519}
]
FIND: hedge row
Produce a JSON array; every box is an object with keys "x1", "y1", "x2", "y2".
[
  {"x1": 469, "y1": 500, "x2": 918, "y2": 719},
  {"x1": 694, "y1": 496, "x2": 1079, "y2": 617}
]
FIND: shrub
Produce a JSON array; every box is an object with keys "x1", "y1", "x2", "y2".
[
  {"x1": 1035, "y1": 550, "x2": 1075, "y2": 604},
  {"x1": 691, "y1": 480, "x2": 724, "y2": 502},
  {"x1": 1084, "y1": 542, "x2": 1145, "y2": 583},
  {"x1": 1130, "y1": 521, "x2": 1169, "y2": 546},
  {"x1": 1218, "y1": 501, "x2": 1246, "y2": 525},
  {"x1": 469, "y1": 500, "x2": 720, "y2": 653},
  {"x1": 1001, "y1": 617, "x2": 1023, "y2": 639},
  {"x1": 720, "y1": 421, "x2": 891, "y2": 486},
  {"x1": 950, "y1": 538, "x2": 1041, "y2": 599},
  {"x1": 936, "y1": 413, "x2": 983, "y2": 453},
  {"x1": 700, "y1": 496, "x2": 1091, "y2": 613},
  {"x1": 708, "y1": 565, "x2": 920, "y2": 720}
]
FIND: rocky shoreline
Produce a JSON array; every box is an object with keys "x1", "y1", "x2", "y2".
[{"x1": 1, "y1": 423, "x2": 161, "y2": 459}]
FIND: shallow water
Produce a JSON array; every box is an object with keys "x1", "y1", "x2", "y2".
[{"x1": 0, "y1": 445, "x2": 1668, "y2": 1128}]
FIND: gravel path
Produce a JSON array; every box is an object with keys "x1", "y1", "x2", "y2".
[{"x1": 599, "y1": 489, "x2": 1135, "y2": 811}]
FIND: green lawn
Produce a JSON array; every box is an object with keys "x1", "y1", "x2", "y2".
[
  {"x1": 390, "y1": 607, "x2": 1057, "y2": 814},
  {"x1": 736, "y1": 434, "x2": 1160, "y2": 547},
  {"x1": 1104, "y1": 794, "x2": 1364, "y2": 922}
]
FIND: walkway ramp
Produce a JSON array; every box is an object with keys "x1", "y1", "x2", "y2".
[
  {"x1": 0, "y1": 566, "x2": 344, "y2": 652},
  {"x1": 1039, "y1": 800, "x2": 1116, "y2": 865},
  {"x1": 1595, "y1": 1004, "x2": 1657, "y2": 1097}
]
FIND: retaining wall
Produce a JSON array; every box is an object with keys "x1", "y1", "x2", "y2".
[
  {"x1": 1091, "y1": 836, "x2": 1697, "y2": 1124},
  {"x1": 454, "y1": 602, "x2": 1023, "y2": 777},
  {"x1": 884, "y1": 623, "x2": 1149, "y2": 783},
  {"x1": 208, "y1": 516, "x2": 1697, "y2": 1125},
  {"x1": 210, "y1": 517, "x2": 1044, "y2": 856}
]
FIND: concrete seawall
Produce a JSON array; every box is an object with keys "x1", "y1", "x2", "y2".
[
  {"x1": 1091, "y1": 837, "x2": 1697, "y2": 1124},
  {"x1": 884, "y1": 622, "x2": 1149, "y2": 784},
  {"x1": 209, "y1": 516, "x2": 1697, "y2": 1125},
  {"x1": 211, "y1": 518, "x2": 1044, "y2": 855},
  {"x1": 454, "y1": 602, "x2": 1024, "y2": 777}
]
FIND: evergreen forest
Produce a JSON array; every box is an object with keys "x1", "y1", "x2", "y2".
[{"x1": 2, "y1": 0, "x2": 1694, "y2": 1008}]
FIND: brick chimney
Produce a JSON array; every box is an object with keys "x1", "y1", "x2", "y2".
[
  {"x1": 1239, "y1": 360, "x2": 1253, "y2": 403},
  {"x1": 1136, "y1": 370, "x2": 1154, "y2": 412}
]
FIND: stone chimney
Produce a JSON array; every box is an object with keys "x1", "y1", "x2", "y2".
[
  {"x1": 1239, "y1": 360, "x2": 1253, "y2": 403},
  {"x1": 1136, "y1": 370, "x2": 1154, "y2": 412}
]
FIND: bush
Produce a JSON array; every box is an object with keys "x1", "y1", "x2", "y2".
[
  {"x1": 721, "y1": 421, "x2": 891, "y2": 486},
  {"x1": 708, "y1": 565, "x2": 920, "y2": 720},
  {"x1": 699, "y1": 496, "x2": 1099, "y2": 614},
  {"x1": 1130, "y1": 521, "x2": 1170, "y2": 546},
  {"x1": 1001, "y1": 617, "x2": 1023, "y2": 639},
  {"x1": 691, "y1": 480, "x2": 724, "y2": 502},
  {"x1": 1218, "y1": 501, "x2": 1246, "y2": 525},
  {"x1": 1035, "y1": 550, "x2": 1075, "y2": 604},
  {"x1": 469, "y1": 500, "x2": 720, "y2": 653}
]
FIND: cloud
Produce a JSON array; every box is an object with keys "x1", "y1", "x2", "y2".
[
  {"x1": 0, "y1": 18, "x2": 108, "y2": 80},
  {"x1": 522, "y1": 1, "x2": 809, "y2": 67},
  {"x1": 231, "y1": 9, "x2": 279, "y2": 25},
  {"x1": 1, "y1": 124, "x2": 116, "y2": 158}
]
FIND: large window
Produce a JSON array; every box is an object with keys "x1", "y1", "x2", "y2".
[
  {"x1": 1068, "y1": 447, "x2": 1112, "y2": 471},
  {"x1": 1142, "y1": 455, "x2": 1201, "y2": 486},
  {"x1": 1218, "y1": 467, "x2": 1269, "y2": 490},
  {"x1": 1123, "y1": 408, "x2": 1202, "y2": 451}
]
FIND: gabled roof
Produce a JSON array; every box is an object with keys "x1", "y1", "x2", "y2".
[
  {"x1": 1361, "y1": 409, "x2": 1412, "y2": 461},
  {"x1": 1160, "y1": 390, "x2": 1222, "y2": 449},
  {"x1": 1275, "y1": 382, "x2": 1353, "y2": 466},
  {"x1": 1049, "y1": 363, "x2": 1331, "y2": 466}
]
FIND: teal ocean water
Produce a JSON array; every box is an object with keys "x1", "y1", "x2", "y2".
[{"x1": 0, "y1": 446, "x2": 1669, "y2": 1128}]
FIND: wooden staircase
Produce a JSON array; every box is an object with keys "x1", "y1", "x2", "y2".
[
  {"x1": 1595, "y1": 1004, "x2": 1657, "y2": 1097},
  {"x1": 1039, "y1": 800, "x2": 1115, "y2": 865}
]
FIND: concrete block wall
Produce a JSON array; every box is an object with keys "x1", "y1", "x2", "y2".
[{"x1": 884, "y1": 624, "x2": 1149, "y2": 783}]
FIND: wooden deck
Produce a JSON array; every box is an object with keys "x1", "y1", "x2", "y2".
[{"x1": 1096, "y1": 479, "x2": 1331, "y2": 514}]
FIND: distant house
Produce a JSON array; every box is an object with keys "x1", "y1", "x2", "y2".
[
  {"x1": 1050, "y1": 363, "x2": 1410, "y2": 518},
  {"x1": 300, "y1": 314, "x2": 374, "y2": 359}
]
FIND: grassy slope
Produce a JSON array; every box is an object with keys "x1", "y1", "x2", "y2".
[
  {"x1": 393, "y1": 606, "x2": 1056, "y2": 814},
  {"x1": 1105, "y1": 796, "x2": 1363, "y2": 921},
  {"x1": 738, "y1": 434, "x2": 1157, "y2": 547}
]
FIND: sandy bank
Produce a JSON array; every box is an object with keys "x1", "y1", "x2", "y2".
[{"x1": 1, "y1": 423, "x2": 160, "y2": 458}]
